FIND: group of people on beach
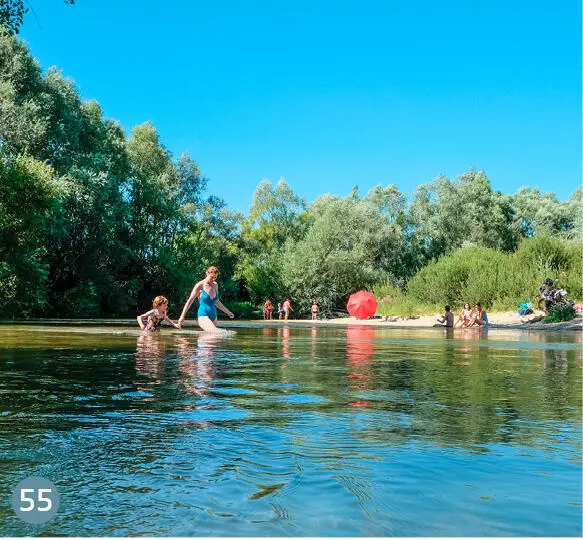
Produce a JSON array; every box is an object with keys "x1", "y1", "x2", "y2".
[
  {"x1": 262, "y1": 299, "x2": 293, "y2": 320},
  {"x1": 435, "y1": 303, "x2": 488, "y2": 328},
  {"x1": 262, "y1": 299, "x2": 321, "y2": 320},
  {"x1": 137, "y1": 266, "x2": 234, "y2": 333}
]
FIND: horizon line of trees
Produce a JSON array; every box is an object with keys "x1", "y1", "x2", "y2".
[{"x1": 1, "y1": 31, "x2": 581, "y2": 319}]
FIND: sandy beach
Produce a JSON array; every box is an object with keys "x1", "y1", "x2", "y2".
[
  {"x1": 3, "y1": 311, "x2": 582, "y2": 332},
  {"x1": 313, "y1": 310, "x2": 583, "y2": 332}
]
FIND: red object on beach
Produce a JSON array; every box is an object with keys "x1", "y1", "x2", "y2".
[{"x1": 346, "y1": 291, "x2": 378, "y2": 320}]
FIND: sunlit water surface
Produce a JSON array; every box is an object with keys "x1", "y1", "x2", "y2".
[{"x1": 0, "y1": 323, "x2": 581, "y2": 536}]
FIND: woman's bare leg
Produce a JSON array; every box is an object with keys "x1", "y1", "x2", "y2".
[{"x1": 198, "y1": 315, "x2": 222, "y2": 333}]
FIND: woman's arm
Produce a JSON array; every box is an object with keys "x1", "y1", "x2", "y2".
[
  {"x1": 215, "y1": 300, "x2": 235, "y2": 319},
  {"x1": 178, "y1": 282, "x2": 203, "y2": 327}
]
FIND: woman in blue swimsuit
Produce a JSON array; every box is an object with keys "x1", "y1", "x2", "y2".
[{"x1": 177, "y1": 266, "x2": 235, "y2": 332}]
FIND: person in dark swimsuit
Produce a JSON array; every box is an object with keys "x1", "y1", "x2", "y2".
[
  {"x1": 177, "y1": 266, "x2": 235, "y2": 333},
  {"x1": 137, "y1": 295, "x2": 180, "y2": 332}
]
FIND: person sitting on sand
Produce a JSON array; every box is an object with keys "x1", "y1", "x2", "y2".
[
  {"x1": 454, "y1": 303, "x2": 473, "y2": 328},
  {"x1": 468, "y1": 303, "x2": 488, "y2": 327},
  {"x1": 434, "y1": 305, "x2": 454, "y2": 327},
  {"x1": 137, "y1": 295, "x2": 180, "y2": 332},
  {"x1": 177, "y1": 266, "x2": 235, "y2": 332}
]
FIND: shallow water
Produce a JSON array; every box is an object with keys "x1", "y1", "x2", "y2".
[{"x1": 0, "y1": 324, "x2": 581, "y2": 536}]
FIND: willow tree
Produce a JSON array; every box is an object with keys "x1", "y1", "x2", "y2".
[
  {"x1": 409, "y1": 170, "x2": 520, "y2": 266},
  {"x1": 237, "y1": 179, "x2": 306, "y2": 305},
  {"x1": 281, "y1": 197, "x2": 392, "y2": 313}
]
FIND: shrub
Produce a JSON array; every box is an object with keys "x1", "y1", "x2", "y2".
[
  {"x1": 406, "y1": 246, "x2": 505, "y2": 308},
  {"x1": 405, "y1": 238, "x2": 582, "y2": 311},
  {"x1": 374, "y1": 282, "x2": 406, "y2": 317},
  {"x1": 512, "y1": 236, "x2": 582, "y2": 301},
  {"x1": 229, "y1": 301, "x2": 261, "y2": 320},
  {"x1": 545, "y1": 304, "x2": 577, "y2": 323}
]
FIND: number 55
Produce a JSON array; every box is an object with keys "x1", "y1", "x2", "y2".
[{"x1": 19, "y1": 489, "x2": 53, "y2": 512}]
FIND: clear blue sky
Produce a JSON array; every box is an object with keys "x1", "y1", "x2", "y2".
[{"x1": 19, "y1": 0, "x2": 581, "y2": 212}]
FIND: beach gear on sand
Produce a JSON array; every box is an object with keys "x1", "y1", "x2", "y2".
[{"x1": 347, "y1": 291, "x2": 378, "y2": 320}]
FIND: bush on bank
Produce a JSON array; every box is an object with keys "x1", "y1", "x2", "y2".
[{"x1": 380, "y1": 236, "x2": 582, "y2": 315}]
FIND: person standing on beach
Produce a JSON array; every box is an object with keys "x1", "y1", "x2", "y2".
[
  {"x1": 311, "y1": 300, "x2": 320, "y2": 321},
  {"x1": 282, "y1": 298, "x2": 292, "y2": 320},
  {"x1": 263, "y1": 300, "x2": 273, "y2": 320},
  {"x1": 177, "y1": 266, "x2": 235, "y2": 332}
]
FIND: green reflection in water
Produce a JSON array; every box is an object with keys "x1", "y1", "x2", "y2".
[{"x1": 0, "y1": 324, "x2": 581, "y2": 536}]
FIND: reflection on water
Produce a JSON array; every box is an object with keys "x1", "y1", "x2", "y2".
[
  {"x1": 0, "y1": 324, "x2": 581, "y2": 536},
  {"x1": 135, "y1": 333, "x2": 166, "y2": 380},
  {"x1": 176, "y1": 336, "x2": 216, "y2": 398},
  {"x1": 346, "y1": 326, "x2": 375, "y2": 407}
]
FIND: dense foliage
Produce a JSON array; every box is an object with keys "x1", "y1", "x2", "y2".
[
  {"x1": 0, "y1": 32, "x2": 580, "y2": 319},
  {"x1": 0, "y1": 32, "x2": 240, "y2": 317},
  {"x1": 545, "y1": 304, "x2": 577, "y2": 324},
  {"x1": 406, "y1": 236, "x2": 582, "y2": 311}
]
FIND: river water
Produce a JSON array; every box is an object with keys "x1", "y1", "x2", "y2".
[{"x1": 0, "y1": 324, "x2": 581, "y2": 536}]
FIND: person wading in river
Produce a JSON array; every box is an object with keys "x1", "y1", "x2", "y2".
[{"x1": 177, "y1": 266, "x2": 235, "y2": 332}]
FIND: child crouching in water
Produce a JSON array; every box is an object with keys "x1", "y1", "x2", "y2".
[
  {"x1": 434, "y1": 305, "x2": 454, "y2": 327},
  {"x1": 137, "y1": 296, "x2": 180, "y2": 332}
]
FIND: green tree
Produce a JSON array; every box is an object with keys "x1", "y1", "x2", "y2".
[
  {"x1": 363, "y1": 184, "x2": 416, "y2": 282},
  {"x1": 0, "y1": 1, "x2": 74, "y2": 35},
  {"x1": 409, "y1": 169, "x2": 520, "y2": 265},
  {"x1": 280, "y1": 198, "x2": 390, "y2": 313},
  {"x1": 243, "y1": 179, "x2": 306, "y2": 249},
  {"x1": 511, "y1": 186, "x2": 573, "y2": 237},
  {"x1": 237, "y1": 179, "x2": 306, "y2": 305},
  {"x1": 0, "y1": 154, "x2": 63, "y2": 317},
  {"x1": 567, "y1": 187, "x2": 582, "y2": 240},
  {"x1": 0, "y1": 1, "x2": 27, "y2": 34}
]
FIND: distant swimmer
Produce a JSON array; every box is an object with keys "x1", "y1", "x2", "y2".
[
  {"x1": 177, "y1": 266, "x2": 235, "y2": 333},
  {"x1": 137, "y1": 295, "x2": 180, "y2": 332}
]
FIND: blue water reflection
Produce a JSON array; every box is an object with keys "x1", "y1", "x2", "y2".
[{"x1": 0, "y1": 324, "x2": 580, "y2": 536}]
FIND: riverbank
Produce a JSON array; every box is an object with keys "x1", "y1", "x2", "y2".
[
  {"x1": 325, "y1": 311, "x2": 583, "y2": 332},
  {"x1": 2, "y1": 311, "x2": 581, "y2": 331}
]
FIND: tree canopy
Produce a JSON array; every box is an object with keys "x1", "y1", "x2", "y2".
[{"x1": 0, "y1": 31, "x2": 580, "y2": 319}]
